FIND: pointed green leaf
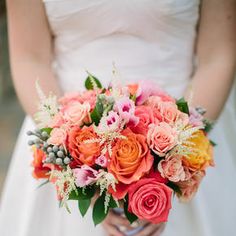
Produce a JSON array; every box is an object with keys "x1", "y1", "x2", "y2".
[
  {"x1": 77, "y1": 187, "x2": 96, "y2": 200},
  {"x1": 85, "y1": 74, "x2": 102, "y2": 90},
  {"x1": 68, "y1": 190, "x2": 79, "y2": 200},
  {"x1": 92, "y1": 195, "x2": 109, "y2": 226},
  {"x1": 90, "y1": 101, "x2": 104, "y2": 125},
  {"x1": 167, "y1": 182, "x2": 182, "y2": 195},
  {"x1": 78, "y1": 198, "x2": 91, "y2": 217},
  {"x1": 109, "y1": 196, "x2": 118, "y2": 208},
  {"x1": 176, "y1": 97, "x2": 189, "y2": 115},
  {"x1": 124, "y1": 196, "x2": 138, "y2": 224}
]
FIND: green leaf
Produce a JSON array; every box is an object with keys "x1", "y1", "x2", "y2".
[
  {"x1": 77, "y1": 187, "x2": 96, "y2": 200},
  {"x1": 203, "y1": 119, "x2": 214, "y2": 133},
  {"x1": 37, "y1": 179, "x2": 49, "y2": 189},
  {"x1": 90, "y1": 101, "x2": 104, "y2": 125},
  {"x1": 92, "y1": 194, "x2": 109, "y2": 226},
  {"x1": 109, "y1": 196, "x2": 118, "y2": 208},
  {"x1": 210, "y1": 140, "x2": 217, "y2": 147},
  {"x1": 78, "y1": 198, "x2": 91, "y2": 217},
  {"x1": 68, "y1": 190, "x2": 79, "y2": 200},
  {"x1": 40, "y1": 127, "x2": 53, "y2": 135},
  {"x1": 167, "y1": 182, "x2": 182, "y2": 195},
  {"x1": 176, "y1": 97, "x2": 190, "y2": 115},
  {"x1": 124, "y1": 196, "x2": 138, "y2": 224},
  {"x1": 85, "y1": 73, "x2": 102, "y2": 90}
]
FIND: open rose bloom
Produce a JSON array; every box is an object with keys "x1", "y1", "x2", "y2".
[{"x1": 28, "y1": 75, "x2": 215, "y2": 226}]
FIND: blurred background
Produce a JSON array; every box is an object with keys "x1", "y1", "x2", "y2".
[{"x1": 0, "y1": 1, "x2": 24, "y2": 197}]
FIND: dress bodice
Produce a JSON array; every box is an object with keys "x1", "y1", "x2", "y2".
[{"x1": 43, "y1": 0, "x2": 200, "y2": 97}]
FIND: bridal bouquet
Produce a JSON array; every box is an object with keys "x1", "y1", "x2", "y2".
[{"x1": 27, "y1": 74, "x2": 214, "y2": 226}]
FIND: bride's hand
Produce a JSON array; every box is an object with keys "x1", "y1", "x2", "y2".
[
  {"x1": 102, "y1": 210, "x2": 131, "y2": 236},
  {"x1": 133, "y1": 221, "x2": 166, "y2": 236}
]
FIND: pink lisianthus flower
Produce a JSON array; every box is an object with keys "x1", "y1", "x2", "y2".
[
  {"x1": 136, "y1": 81, "x2": 175, "y2": 105},
  {"x1": 62, "y1": 101, "x2": 91, "y2": 126},
  {"x1": 189, "y1": 108, "x2": 204, "y2": 127},
  {"x1": 147, "y1": 122, "x2": 178, "y2": 157},
  {"x1": 95, "y1": 155, "x2": 108, "y2": 167},
  {"x1": 158, "y1": 154, "x2": 187, "y2": 182},
  {"x1": 114, "y1": 97, "x2": 139, "y2": 126},
  {"x1": 98, "y1": 111, "x2": 121, "y2": 132},
  {"x1": 47, "y1": 127, "x2": 67, "y2": 146},
  {"x1": 73, "y1": 165, "x2": 99, "y2": 188}
]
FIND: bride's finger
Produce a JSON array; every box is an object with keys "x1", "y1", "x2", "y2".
[
  {"x1": 150, "y1": 223, "x2": 166, "y2": 236},
  {"x1": 134, "y1": 223, "x2": 163, "y2": 236},
  {"x1": 102, "y1": 221, "x2": 124, "y2": 236},
  {"x1": 106, "y1": 211, "x2": 131, "y2": 227}
]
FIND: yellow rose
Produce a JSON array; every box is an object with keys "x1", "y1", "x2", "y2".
[{"x1": 183, "y1": 130, "x2": 214, "y2": 171}]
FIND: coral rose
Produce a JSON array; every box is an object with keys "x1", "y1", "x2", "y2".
[
  {"x1": 130, "y1": 105, "x2": 154, "y2": 135},
  {"x1": 183, "y1": 130, "x2": 214, "y2": 171},
  {"x1": 108, "y1": 129, "x2": 153, "y2": 185},
  {"x1": 158, "y1": 154, "x2": 187, "y2": 182},
  {"x1": 147, "y1": 122, "x2": 177, "y2": 157},
  {"x1": 67, "y1": 126, "x2": 101, "y2": 166},
  {"x1": 32, "y1": 147, "x2": 50, "y2": 179},
  {"x1": 128, "y1": 178, "x2": 173, "y2": 224},
  {"x1": 177, "y1": 170, "x2": 205, "y2": 202}
]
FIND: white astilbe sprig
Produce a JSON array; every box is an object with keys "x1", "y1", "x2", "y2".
[
  {"x1": 96, "y1": 170, "x2": 117, "y2": 195},
  {"x1": 96, "y1": 170, "x2": 118, "y2": 213},
  {"x1": 50, "y1": 166, "x2": 77, "y2": 209},
  {"x1": 171, "y1": 123, "x2": 204, "y2": 157},
  {"x1": 84, "y1": 122, "x2": 127, "y2": 157},
  {"x1": 34, "y1": 81, "x2": 59, "y2": 128}
]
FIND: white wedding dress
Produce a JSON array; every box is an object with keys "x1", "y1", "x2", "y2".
[{"x1": 0, "y1": 1, "x2": 236, "y2": 235}]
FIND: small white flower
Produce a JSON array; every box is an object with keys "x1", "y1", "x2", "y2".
[{"x1": 34, "y1": 82, "x2": 59, "y2": 128}]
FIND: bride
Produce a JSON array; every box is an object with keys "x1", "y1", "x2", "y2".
[{"x1": 0, "y1": 0, "x2": 235, "y2": 236}]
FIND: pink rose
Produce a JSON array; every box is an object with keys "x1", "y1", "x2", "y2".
[
  {"x1": 63, "y1": 101, "x2": 91, "y2": 126},
  {"x1": 147, "y1": 97, "x2": 180, "y2": 124},
  {"x1": 128, "y1": 178, "x2": 173, "y2": 224},
  {"x1": 158, "y1": 154, "x2": 186, "y2": 182},
  {"x1": 176, "y1": 112, "x2": 190, "y2": 127},
  {"x1": 73, "y1": 165, "x2": 99, "y2": 187},
  {"x1": 177, "y1": 170, "x2": 205, "y2": 202},
  {"x1": 59, "y1": 90, "x2": 99, "y2": 111},
  {"x1": 114, "y1": 97, "x2": 139, "y2": 126},
  {"x1": 59, "y1": 92, "x2": 81, "y2": 106},
  {"x1": 147, "y1": 123, "x2": 177, "y2": 156},
  {"x1": 98, "y1": 111, "x2": 121, "y2": 132},
  {"x1": 130, "y1": 106, "x2": 154, "y2": 135},
  {"x1": 49, "y1": 112, "x2": 65, "y2": 128},
  {"x1": 47, "y1": 128, "x2": 67, "y2": 146},
  {"x1": 77, "y1": 90, "x2": 99, "y2": 110}
]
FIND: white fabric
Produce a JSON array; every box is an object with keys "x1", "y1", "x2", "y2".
[{"x1": 1, "y1": 0, "x2": 236, "y2": 235}]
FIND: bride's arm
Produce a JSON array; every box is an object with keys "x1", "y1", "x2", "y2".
[
  {"x1": 187, "y1": 0, "x2": 236, "y2": 121},
  {"x1": 6, "y1": 0, "x2": 61, "y2": 117}
]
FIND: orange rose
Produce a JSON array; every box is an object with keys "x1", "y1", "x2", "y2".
[
  {"x1": 32, "y1": 147, "x2": 50, "y2": 179},
  {"x1": 67, "y1": 126, "x2": 101, "y2": 166},
  {"x1": 108, "y1": 128, "x2": 153, "y2": 185},
  {"x1": 183, "y1": 130, "x2": 214, "y2": 171}
]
